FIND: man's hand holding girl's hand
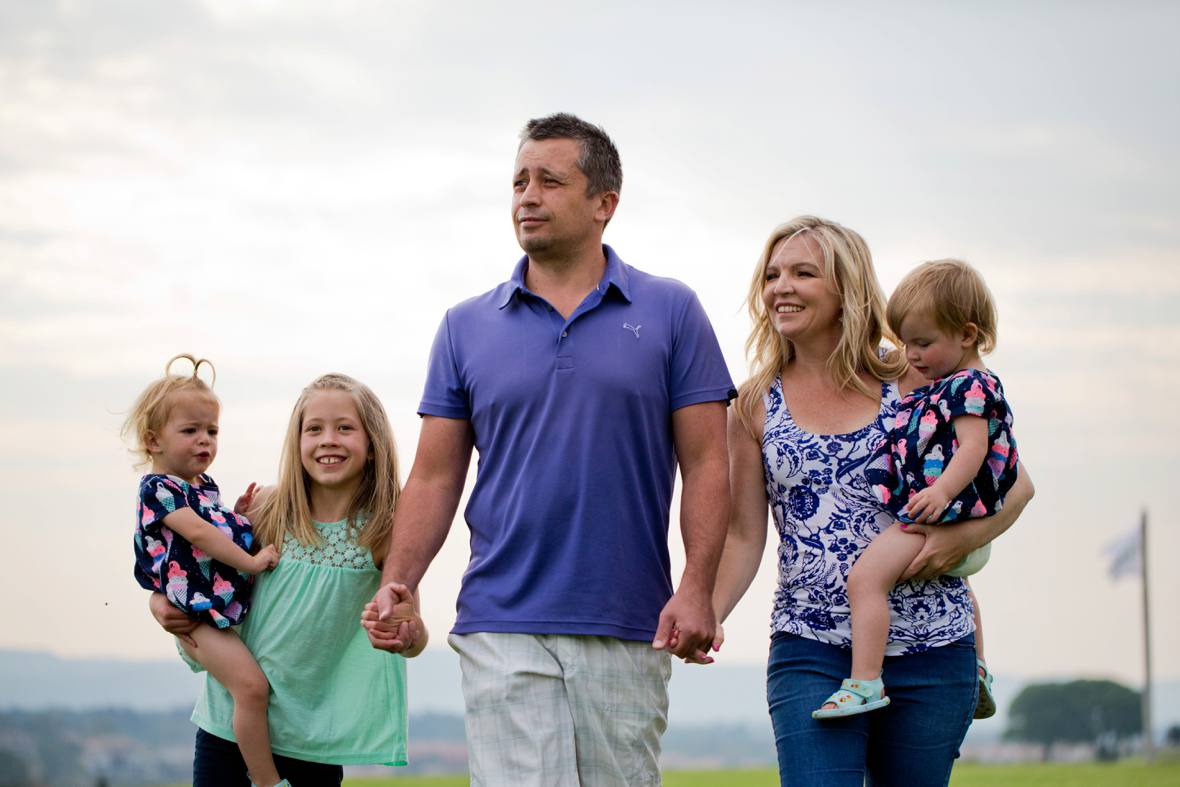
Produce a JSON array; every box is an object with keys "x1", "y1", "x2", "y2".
[{"x1": 363, "y1": 582, "x2": 420, "y2": 655}]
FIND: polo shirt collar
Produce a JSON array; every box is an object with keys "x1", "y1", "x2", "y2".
[{"x1": 497, "y1": 245, "x2": 632, "y2": 310}]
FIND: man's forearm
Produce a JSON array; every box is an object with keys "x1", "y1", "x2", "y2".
[
  {"x1": 677, "y1": 455, "x2": 730, "y2": 593},
  {"x1": 380, "y1": 475, "x2": 463, "y2": 592}
]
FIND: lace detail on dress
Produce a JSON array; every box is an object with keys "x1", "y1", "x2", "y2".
[{"x1": 281, "y1": 521, "x2": 374, "y2": 570}]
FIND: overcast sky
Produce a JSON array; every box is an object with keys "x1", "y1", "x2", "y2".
[{"x1": 2, "y1": 1, "x2": 1177, "y2": 688}]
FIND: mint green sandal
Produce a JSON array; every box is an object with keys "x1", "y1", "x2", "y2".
[
  {"x1": 812, "y1": 677, "x2": 891, "y2": 719},
  {"x1": 974, "y1": 659, "x2": 996, "y2": 719}
]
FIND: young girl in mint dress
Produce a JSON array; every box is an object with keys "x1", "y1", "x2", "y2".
[
  {"x1": 815, "y1": 259, "x2": 1019, "y2": 720},
  {"x1": 150, "y1": 373, "x2": 425, "y2": 785}
]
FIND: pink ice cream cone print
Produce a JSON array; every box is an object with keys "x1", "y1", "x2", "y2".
[
  {"x1": 212, "y1": 572, "x2": 235, "y2": 604},
  {"x1": 971, "y1": 499, "x2": 988, "y2": 517},
  {"x1": 917, "y1": 410, "x2": 938, "y2": 452},
  {"x1": 964, "y1": 379, "x2": 986, "y2": 415},
  {"x1": 191, "y1": 546, "x2": 212, "y2": 581},
  {"x1": 223, "y1": 600, "x2": 244, "y2": 622},
  {"x1": 873, "y1": 484, "x2": 891, "y2": 505},
  {"x1": 988, "y1": 433, "x2": 1011, "y2": 477},
  {"x1": 190, "y1": 591, "x2": 213, "y2": 611},
  {"x1": 140, "y1": 502, "x2": 156, "y2": 526},
  {"x1": 145, "y1": 535, "x2": 167, "y2": 572},
  {"x1": 165, "y1": 561, "x2": 188, "y2": 607},
  {"x1": 923, "y1": 444, "x2": 945, "y2": 484}
]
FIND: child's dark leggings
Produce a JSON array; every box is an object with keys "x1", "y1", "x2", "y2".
[{"x1": 193, "y1": 728, "x2": 344, "y2": 786}]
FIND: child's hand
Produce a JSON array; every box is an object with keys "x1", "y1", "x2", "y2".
[
  {"x1": 905, "y1": 486, "x2": 952, "y2": 524},
  {"x1": 234, "y1": 482, "x2": 259, "y2": 516},
  {"x1": 251, "y1": 544, "x2": 280, "y2": 573}
]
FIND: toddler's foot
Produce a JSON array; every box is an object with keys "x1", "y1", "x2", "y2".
[
  {"x1": 974, "y1": 659, "x2": 996, "y2": 719},
  {"x1": 812, "y1": 676, "x2": 890, "y2": 719}
]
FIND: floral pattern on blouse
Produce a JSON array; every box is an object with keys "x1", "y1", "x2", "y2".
[{"x1": 764, "y1": 376, "x2": 974, "y2": 655}]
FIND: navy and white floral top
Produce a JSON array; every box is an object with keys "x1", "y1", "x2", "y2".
[{"x1": 764, "y1": 375, "x2": 974, "y2": 655}]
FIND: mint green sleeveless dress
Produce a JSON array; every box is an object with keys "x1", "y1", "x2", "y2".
[{"x1": 190, "y1": 519, "x2": 408, "y2": 765}]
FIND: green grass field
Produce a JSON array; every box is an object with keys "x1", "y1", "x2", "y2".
[{"x1": 330, "y1": 759, "x2": 1180, "y2": 786}]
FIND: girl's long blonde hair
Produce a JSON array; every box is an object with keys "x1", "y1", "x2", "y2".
[
  {"x1": 251, "y1": 373, "x2": 401, "y2": 564},
  {"x1": 736, "y1": 216, "x2": 906, "y2": 438},
  {"x1": 122, "y1": 354, "x2": 218, "y2": 467}
]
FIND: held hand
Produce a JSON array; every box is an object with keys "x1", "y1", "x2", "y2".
[
  {"x1": 252, "y1": 544, "x2": 280, "y2": 573},
  {"x1": 374, "y1": 582, "x2": 415, "y2": 624},
  {"x1": 904, "y1": 486, "x2": 951, "y2": 524},
  {"x1": 148, "y1": 592, "x2": 200, "y2": 648},
  {"x1": 362, "y1": 599, "x2": 419, "y2": 654},
  {"x1": 234, "y1": 482, "x2": 259, "y2": 516},
  {"x1": 899, "y1": 522, "x2": 974, "y2": 581},
  {"x1": 652, "y1": 588, "x2": 716, "y2": 665}
]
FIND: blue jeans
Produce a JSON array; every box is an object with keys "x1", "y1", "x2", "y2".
[
  {"x1": 767, "y1": 632, "x2": 976, "y2": 787},
  {"x1": 193, "y1": 728, "x2": 344, "y2": 786}
]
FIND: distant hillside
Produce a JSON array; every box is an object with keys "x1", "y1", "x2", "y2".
[{"x1": 3, "y1": 648, "x2": 1177, "y2": 744}]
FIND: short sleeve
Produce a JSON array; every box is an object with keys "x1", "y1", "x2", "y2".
[
  {"x1": 669, "y1": 290, "x2": 736, "y2": 411},
  {"x1": 418, "y1": 310, "x2": 471, "y2": 419},
  {"x1": 139, "y1": 474, "x2": 190, "y2": 531},
  {"x1": 943, "y1": 370, "x2": 1000, "y2": 420}
]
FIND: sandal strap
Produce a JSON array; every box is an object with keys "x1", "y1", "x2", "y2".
[{"x1": 820, "y1": 677, "x2": 884, "y2": 708}]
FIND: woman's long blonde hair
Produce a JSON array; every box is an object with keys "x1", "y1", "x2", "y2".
[
  {"x1": 735, "y1": 215, "x2": 906, "y2": 437},
  {"x1": 122, "y1": 354, "x2": 218, "y2": 467},
  {"x1": 251, "y1": 373, "x2": 401, "y2": 564}
]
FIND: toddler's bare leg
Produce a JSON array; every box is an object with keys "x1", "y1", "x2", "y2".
[
  {"x1": 967, "y1": 579, "x2": 986, "y2": 662},
  {"x1": 846, "y1": 523, "x2": 925, "y2": 681},
  {"x1": 181, "y1": 625, "x2": 281, "y2": 787}
]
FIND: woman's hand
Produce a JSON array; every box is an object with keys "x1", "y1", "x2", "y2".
[
  {"x1": 898, "y1": 521, "x2": 976, "y2": 580},
  {"x1": 899, "y1": 462, "x2": 1035, "y2": 581},
  {"x1": 148, "y1": 592, "x2": 200, "y2": 648}
]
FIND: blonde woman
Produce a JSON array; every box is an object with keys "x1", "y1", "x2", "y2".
[
  {"x1": 150, "y1": 373, "x2": 423, "y2": 785},
  {"x1": 711, "y1": 217, "x2": 1033, "y2": 786}
]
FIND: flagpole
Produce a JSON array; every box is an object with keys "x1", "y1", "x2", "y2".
[{"x1": 1141, "y1": 508, "x2": 1154, "y2": 762}]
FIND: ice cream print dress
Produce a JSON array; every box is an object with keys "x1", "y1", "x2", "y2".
[
  {"x1": 133, "y1": 474, "x2": 256, "y2": 628},
  {"x1": 866, "y1": 368, "x2": 1019, "y2": 523}
]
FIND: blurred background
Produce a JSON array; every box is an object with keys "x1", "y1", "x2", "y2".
[{"x1": 1, "y1": 1, "x2": 1177, "y2": 783}]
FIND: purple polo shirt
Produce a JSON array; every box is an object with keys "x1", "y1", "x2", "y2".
[{"x1": 419, "y1": 245, "x2": 735, "y2": 640}]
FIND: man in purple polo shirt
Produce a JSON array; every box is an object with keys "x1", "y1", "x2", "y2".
[{"x1": 367, "y1": 113, "x2": 734, "y2": 786}]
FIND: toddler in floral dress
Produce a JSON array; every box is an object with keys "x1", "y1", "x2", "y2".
[
  {"x1": 813, "y1": 260, "x2": 1018, "y2": 720},
  {"x1": 126, "y1": 355, "x2": 287, "y2": 787}
]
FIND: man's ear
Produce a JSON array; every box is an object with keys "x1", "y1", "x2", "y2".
[
  {"x1": 595, "y1": 191, "x2": 620, "y2": 225},
  {"x1": 961, "y1": 322, "x2": 979, "y2": 348}
]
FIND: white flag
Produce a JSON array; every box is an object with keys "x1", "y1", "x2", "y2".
[{"x1": 1104, "y1": 527, "x2": 1141, "y2": 580}]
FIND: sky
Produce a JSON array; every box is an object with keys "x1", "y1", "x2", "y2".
[{"x1": 1, "y1": 1, "x2": 1177, "y2": 687}]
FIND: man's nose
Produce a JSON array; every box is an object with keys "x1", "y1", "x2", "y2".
[{"x1": 519, "y1": 179, "x2": 541, "y2": 205}]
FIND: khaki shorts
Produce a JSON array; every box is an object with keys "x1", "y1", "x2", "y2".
[{"x1": 449, "y1": 631, "x2": 672, "y2": 787}]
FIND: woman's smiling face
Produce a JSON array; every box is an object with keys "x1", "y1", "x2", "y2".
[{"x1": 762, "y1": 233, "x2": 843, "y2": 342}]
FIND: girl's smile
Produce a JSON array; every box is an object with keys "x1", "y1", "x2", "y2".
[{"x1": 300, "y1": 390, "x2": 371, "y2": 491}]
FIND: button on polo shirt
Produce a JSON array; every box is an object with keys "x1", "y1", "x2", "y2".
[{"x1": 419, "y1": 246, "x2": 735, "y2": 640}]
